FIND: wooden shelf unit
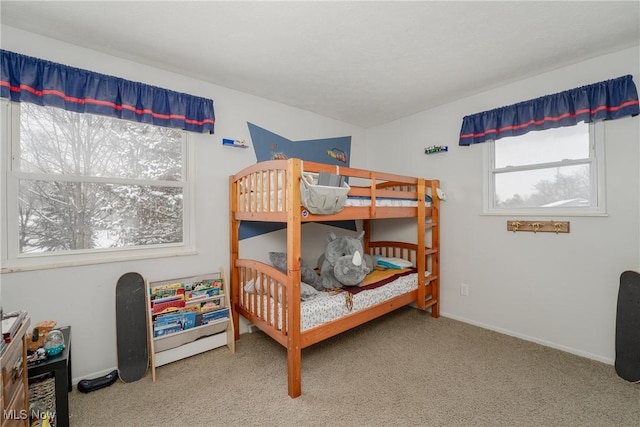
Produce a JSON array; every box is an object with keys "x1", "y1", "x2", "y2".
[{"x1": 146, "y1": 269, "x2": 235, "y2": 382}]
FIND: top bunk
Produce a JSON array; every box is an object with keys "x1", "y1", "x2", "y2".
[{"x1": 230, "y1": 158, "x2": 440, "y2": 223}]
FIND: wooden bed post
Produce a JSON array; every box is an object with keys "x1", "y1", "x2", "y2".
[
  {"x1": 286, "y1": 158, "x2": 303, "y2": 398},
  {"x1": 430, "y1": 179, "x2": 441, "y2": 318},
  {"x1": 416, "y1": 178, "x2": 426, "y2": 309},
  {"x1": 229, "y1": 175, "x2": 241, "y2": 340},
  {"x1": 362, "y1": 219, "x2": 371, "y2": 253}
]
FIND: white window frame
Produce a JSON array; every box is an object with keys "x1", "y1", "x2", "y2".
[
  {"x1": 482, "y1": 121, "x2": 606, "y2": 216},
  {"x1": 0, "y1": 99, "x2": 196, "y2": 273}
]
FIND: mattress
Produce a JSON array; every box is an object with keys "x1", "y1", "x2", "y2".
[
  {"x1": 239, "y1": 190, "x2": 431, "y2": 212},
  {"x1": 345, "y1": 195, "x2": 432, "y2": 207},
  {"x1": 244, "y1": 271, "x2": 430, "y2": 331}
]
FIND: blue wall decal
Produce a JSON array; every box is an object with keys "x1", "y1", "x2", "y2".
[
  {"x1": 239, "y1": 123, "x2": 356, "y2": 239},
  {"x1": 249, "y1": 123, "x2": 351, "y2": 165}
]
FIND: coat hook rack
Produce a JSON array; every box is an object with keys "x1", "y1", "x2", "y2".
[{"x1": 507, "y1": 220, "x2": 570, "y2": 234}]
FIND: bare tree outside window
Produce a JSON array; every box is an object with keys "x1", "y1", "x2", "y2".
[
  {"x1": 485, "y1": 121, "x2": 603, "y2": 215},
  {"x1": 17, "y1": 103, "x2": 185, "y2": 254},
  {"x1": 495, "y1": 164, "x2": 591, "y2": 208}
]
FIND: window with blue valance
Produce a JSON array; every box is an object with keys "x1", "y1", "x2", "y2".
[
  {"x1": 459, "y1": 75, "x2": 639, "y2": 146},
  {"x1": 0, "y1": 49, "x2": 215, "y2": 133}
]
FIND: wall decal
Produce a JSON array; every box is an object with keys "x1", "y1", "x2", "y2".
[
  {"x1": 248, "y1": 123, "x2": 351, "y2": 165},
  {"x1": 240, "y1": 123, "x2": 355, "y2": 239},
  {"x1": 424, "y1": 145, "x2": 448, "y2": 154}
]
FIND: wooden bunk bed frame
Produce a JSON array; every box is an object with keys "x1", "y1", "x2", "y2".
[{"x1": 229, "y1": 158, "x2": 440, "y2": 398}]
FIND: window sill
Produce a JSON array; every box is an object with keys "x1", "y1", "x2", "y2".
[
  {"x1": 1, "y1": 249, "x2": 198, "y2": 274},
  {"x1": 480, "y1": 210, "x2": 608, "y2": 217}
]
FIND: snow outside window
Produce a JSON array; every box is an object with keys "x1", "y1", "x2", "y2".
[
  {"x1": 482, "y1": 121, "x2": 606, "y2": 216},
  {"x1": 1, "y1": 100, "x2": 195, "y2": 272}
]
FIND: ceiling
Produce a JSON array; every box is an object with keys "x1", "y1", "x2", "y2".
[{"x1": 1, "y1": 1, "x2": 639, "y2": 128}]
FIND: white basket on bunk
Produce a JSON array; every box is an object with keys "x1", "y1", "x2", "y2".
[{"x1": 300, "y1": 172, "x2": 350, "y2": 215}]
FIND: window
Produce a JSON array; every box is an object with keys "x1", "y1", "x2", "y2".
[
  {"x1": 483, "y1": 121, "x2": 605, "y2": 216},
  {"x1": 1, "y1": 100, "x2": 194, "y2": 272}
]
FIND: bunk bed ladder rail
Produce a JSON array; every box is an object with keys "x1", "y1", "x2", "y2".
[{"x1": 428, "y1": 179, "x2": 440, "y2": 317}]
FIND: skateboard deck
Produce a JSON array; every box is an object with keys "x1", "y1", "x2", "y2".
[
  {"x1": 615, "y1": 270, "x2": 640, "y2": 383},
  {"x1": 116, "y1": 272, "x2": 149, "y2": 382}
]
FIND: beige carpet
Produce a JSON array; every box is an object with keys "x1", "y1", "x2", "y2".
[{"x1": 68, "y1": 307, "x2": 640, "y2": 426}]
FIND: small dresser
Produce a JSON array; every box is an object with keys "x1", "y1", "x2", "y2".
[{"x1": 1, "y1": 315, "x2": 30, "y2": 427}]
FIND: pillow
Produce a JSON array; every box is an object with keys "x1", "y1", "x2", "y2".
[
  {"x1": 244, "y1": 277, "x2": 319, "y2": 301},
  {"x1": 300, "y1": 282, "x2": 321, "y2": 300},
  {"x1": 269, "y1": 252, "x2": 319, "y2": 285},
  {"x1": 375, "y1": 256, "x2": 413, "y2": 269},
  {"x1": 268, "y1": 251, "x2": 288, "y2": 271}
]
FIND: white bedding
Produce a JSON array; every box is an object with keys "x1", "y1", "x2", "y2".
[
  {"x1": 244, "y1": 271, "x2": 430, "y2": 331},
  {"x1": 345, "y1": 196, "x2": 431, "y2": 207},
  {"x1": 239, "y1": 190, "x2": 431, "y2": 212}
]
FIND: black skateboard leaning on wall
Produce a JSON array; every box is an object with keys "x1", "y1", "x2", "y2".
[
  {"x1": 615, "y1": 270, "x2": 640, "y2": 383},
  {"x1": 115, "y1": 272, "x2": 149, "y2": 383}
]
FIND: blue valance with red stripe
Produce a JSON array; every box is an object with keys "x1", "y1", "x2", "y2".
[
  {"x1": 459, "y1": 75, "x2": 639, "y2": 146},
  {"x1": 0, "y1": 50, "x2": 215, "y2": 133}
]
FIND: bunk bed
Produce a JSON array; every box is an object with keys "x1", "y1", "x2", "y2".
[{"x1": 229, "y1": 158, "x2": 440, "y2": 398}]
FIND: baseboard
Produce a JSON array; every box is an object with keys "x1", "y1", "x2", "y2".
[{"x1": 441, "y1": 311, "x2": 614, "y2": 365}]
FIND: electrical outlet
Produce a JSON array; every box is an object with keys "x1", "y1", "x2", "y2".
[{"x1": 460, "y1": 283, "x2": 469, "y2": 296}]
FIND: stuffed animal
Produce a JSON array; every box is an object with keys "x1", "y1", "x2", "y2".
[
  {"x1": 268, "y1": 231, "x2": 374, "y2": 292},
  {"x1": 315, "y1": 231, "x2": 374, "y2": 289}
]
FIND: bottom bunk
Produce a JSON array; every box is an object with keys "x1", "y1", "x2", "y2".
[{"x1": 231, "y1": 242, "x2": 439, "y2": 397}]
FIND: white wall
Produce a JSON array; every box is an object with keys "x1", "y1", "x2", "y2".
[
  {"x1": 0, "y1": 26, "x2": 366, "y2": 381},
  {"x1": 2, "y1": 25, "x2": 638, "y2": 381},
  {"x1": 366, "y1": 46, "x2": 640, "y2": 364}
]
